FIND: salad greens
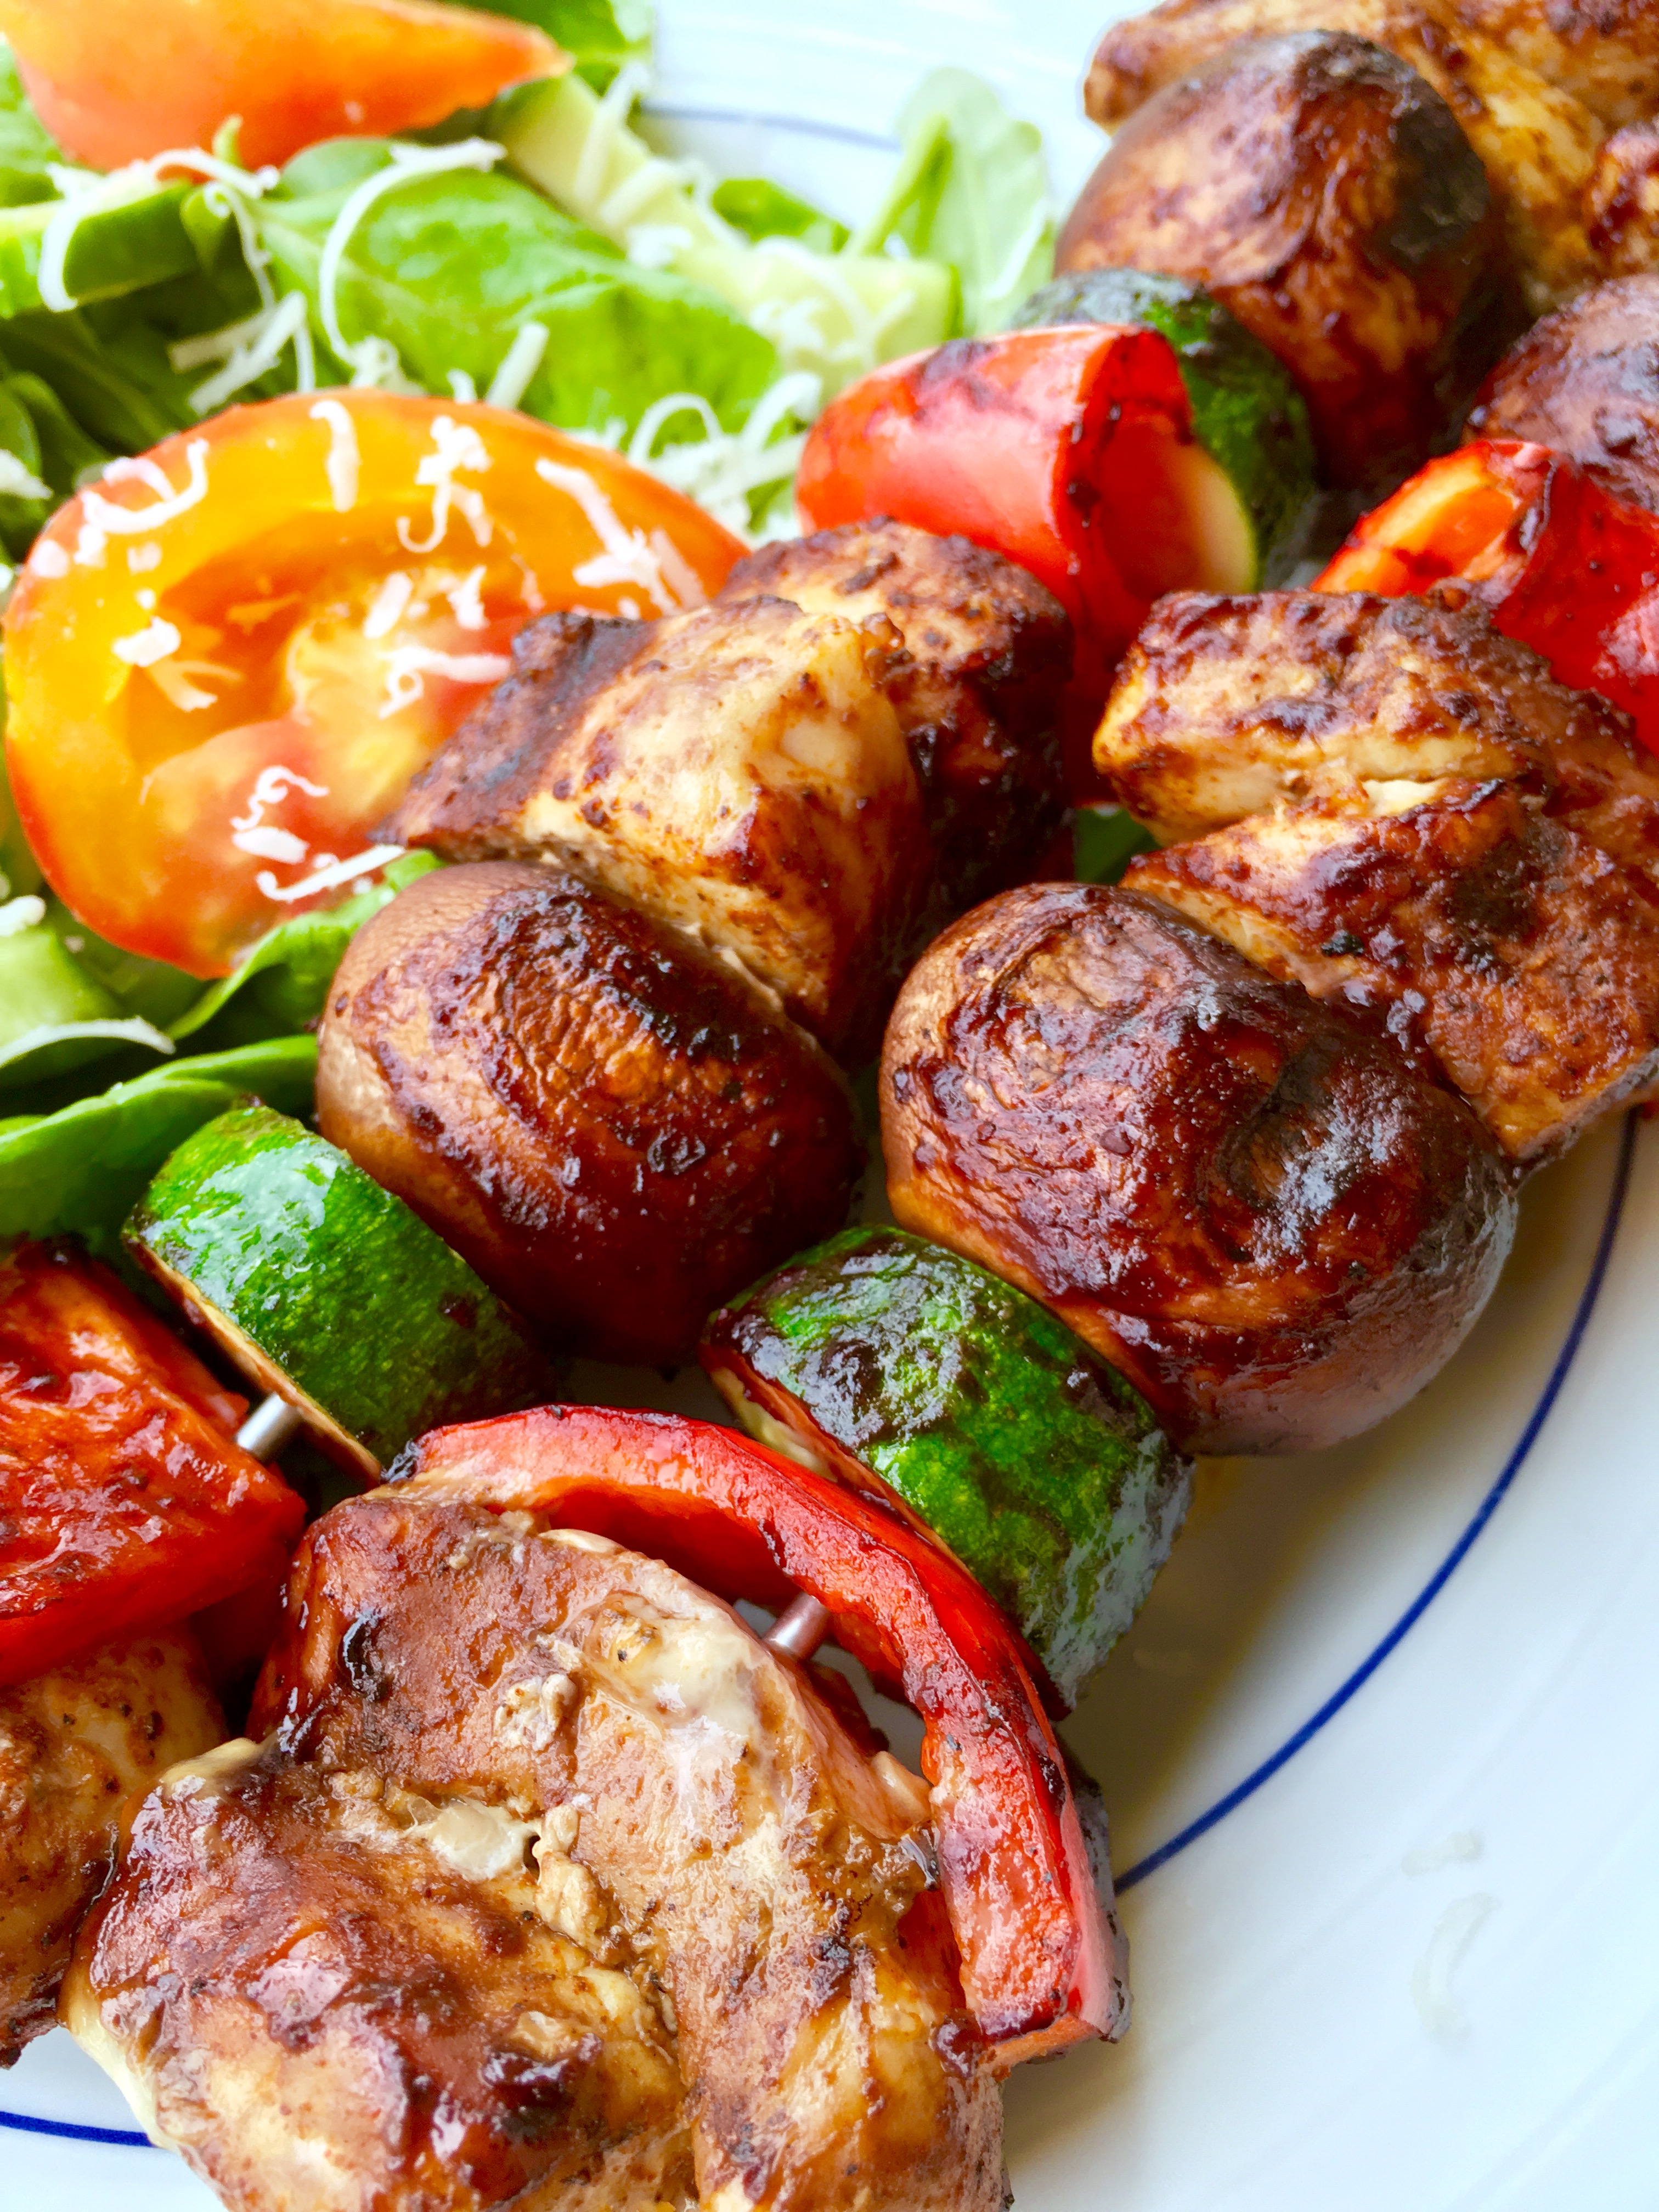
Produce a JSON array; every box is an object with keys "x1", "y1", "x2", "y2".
[
  {"x1": 0, "y1": 18, "x2": 1061, "y2": 1249},
  {"x1": 850, "y1": 69, "x2": 1056, "y2": 336},
  {"x1": 454, "y1": 0, "x2": 653, "y2": 91},
  {"x1": 0, "y1": 1036, "x2": 318, "y2": 1252}
]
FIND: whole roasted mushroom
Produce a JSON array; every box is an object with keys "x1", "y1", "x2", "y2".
[
  {"x1": 1056, "y1": 31, "x2": 1511, "y2": 492},
  {"x1": 881, "y1": 883, "x2": 1517, "y2": 1456},
  {"x1": 1468, "y1": 274, "x2": 1659, "y2": 510},
  {"x1": 316, "y1": 861, "x2": 862, "y2": 1367}
]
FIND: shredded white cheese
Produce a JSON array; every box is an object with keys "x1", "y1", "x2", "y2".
[
  {"x1": 182, "y1": 290, "x2": 311, "y2": 415},
  {"x1": 1411, "y1": 1893, "x2": 1496, "y2": 2040},
  {"x1": 378, "y1": 642, "x2": 511, "y2": 717},
  {"x1": 534, "y1": 454, "x2": 694, "y2": 614},
  {"x1": 317, "y1": 139, "x2": 504, "y2": 387},
  {"x1": 0, "y1": 452, "x2": 50, "y2": 503},
  {"x1": 112, "y1": 616, "x2": 183, "y2": 667},
  {"x1": 0, "y1": 895, "x2": 46, "y2": 937},
  {"x1": 255, "y1": 844, "x2": 404, "y2": 904},
  {"x1": 27, "y1": 537, "x2": 69, "y2": 578},
  {"x1": 75, "y1": 439, "x2": 210, "y2": 568},
  {"x1": 309, "y1": 398, "x2": 360, "y2": 512},
  {"x1": 445, "y1": 566, "x2": 488, "y2": 631},
  {"x1": 362, "y1": 569, "x2": 414, "y2": 640},
  {"x1": 619, "y1": 370, "x2": 820, "y2": 538},
  {"x1": 398, "y1": 415, "x2": 494, "y2": 555},
  {"x1": 485, "y1": 320, "x2": 550, "y2": 411}
]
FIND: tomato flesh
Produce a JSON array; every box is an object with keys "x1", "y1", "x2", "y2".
[
  {"x1": 0, "y1": 0, "x2": 561, "y2": 173},
  {"x1": 3, "y1": 393, "x2": 744, "y2": 975}
]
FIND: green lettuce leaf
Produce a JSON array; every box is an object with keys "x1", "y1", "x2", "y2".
[
  {"x1": 849, "y1": 69, "x2": 1054, "y2": 335},
  {"x1": 0, "y1": 1035, "x2": 318, "y2": 1251},
  {"x1": 259, "y1": 141, "x2": 777, "y2": 438},
  {"x1": 711, "y1": 178, "x2": 848, "y2": 254},
  {"x1": 454, "y1": 0, "x2": 652, "y2": 89},
  {"x1": 0, "y1": 41, "x2": 61, "y2": 209},
  {"x1": 1074, "y1": 805, "x2": 1156, "y2": 886},
  {"x1": 170, "y1": 851, "x2": 442, "y2": 1049}
]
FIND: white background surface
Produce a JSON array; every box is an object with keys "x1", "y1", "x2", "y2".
[{"x1": 10, "y1": 3, "x2": 1659, "y2": 2203}]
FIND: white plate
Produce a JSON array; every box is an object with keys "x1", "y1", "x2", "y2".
[{"x1": 11, "y1": 4, "x2": 1659, "y2": 2204}]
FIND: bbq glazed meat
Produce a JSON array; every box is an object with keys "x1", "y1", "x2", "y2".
[
  {"x1": 1128, "y1": 782, "x2": 1659, "y2": 1164},
  {"x1": 384, "y1": 593, "x2": 932, "y2": 1062},
  {"x1": 66, "y1": 1486, "x2": 1002, "y2": 2212},
  {"x1": 1096, "y1": 589, "x2": 1659, "y2": 1162},
  {"x1": 1093, "y1": 589, "x2": 1659, "y2": 884},
  {"x1": 1468, "y1": 275, "x2": 1659, "y2": 508},
  {"x1": 1056, "y1": 31, "x2": 1511, "y2": 490},
  {"x1": 317, "y1": 862, "x2": 862, "y2": 1367},
  {"x1": 715, "y1": 521, "x2": 1072, "y2": 922},
  {"x1": 1, "y1": 1633, "x2": 222, "y2": 2064},
  {"x1": 1081, "y1": 0, "x2": 1609, "y2": 308},
  {"x1": 880, "y1": 883, "x2": 1515, "y2": 1456}
]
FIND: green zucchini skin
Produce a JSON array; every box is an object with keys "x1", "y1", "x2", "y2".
[
  {"x1": 1015, "y1": 267, "x2": 1317, "y2": 583},
  {"x1": 128, "y1": 1103, "x2": 549, "y2": 1473},
  {"x1": 703, "y1": 1226, "x2": 1192, "y2": 1705}
]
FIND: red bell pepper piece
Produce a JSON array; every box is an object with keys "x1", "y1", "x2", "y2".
[
  {"x1": 390, "y1": 1403, "x2": 1125, "y2": 2067},
  {"x1": 796, "y1": 325, "x2": 1199, "y2": 672},
  {"x1": 1318, "y1": 439, "x2": 1659, "y2": 758},
  {"x1": 0, "y1": 1240, "x2": 306, "y2": 1685}
]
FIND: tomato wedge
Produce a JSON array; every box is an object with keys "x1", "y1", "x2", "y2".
[
  {"x1": 0, "y1": 0, "x2": 561, "y2": 173},
  {"x1": 3, "y1": 392, "x2": 744, "y2": 975}
]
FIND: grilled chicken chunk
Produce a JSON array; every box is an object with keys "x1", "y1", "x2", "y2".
[
  {"x1": 1468, "y1": 276, "x2": 1659, "y2": 506},
  {"x1": 1081, "y1": 0, "x2": 1607, "y2": 308},
  {"x1": 1094, "y1": 591, "x2": 1659, "y2": 885},
  {"x1": 69, "y1": 1491, "x2": 1001, "y2": 2212},
  {"x1": 715, "y1": 521, "x2": 1071, "y2": 921},
  {"x1": 1, "y1": 1632, "x2": 221, "y2": 2064},
  {"x1": 1584, "y1": 123, "x2": 1659, "y2": 283},
  {"x1": 1057, "y1": 31, "x2": 1509, "y2": 490},
  {"x1": 1128, "y1": 782, "x2": 1659, "y2": 1161},
  {"x1": 881, "y1": 882, "x2": 1513, "y2": 1455},
  {"x1": 385, "y1": 596, "x2": 931, "y2": 1062}
]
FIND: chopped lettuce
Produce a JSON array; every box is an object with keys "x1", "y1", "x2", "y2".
[
  {"x1": 454, "y1": 0, "x2": 652, "y2": 90},
  {"x1": 258, "y1": 138, "x2": 778, "y2": 439},
  {"x1": 0, "y1": 43, "x2": 60, "y2": 208},
  {"x1": 494, "y1": 72, "x2": 955, "y2": 398},
  {"x1": 712, "y1": 178, "x2": 849, "y2": 254},
  {"x1": 1075, "y1": 805, "x2": 1156, "y2": 885},
  {"x1": 850, "y1": 69, "x2": 1055, "y2": 335},
  {"x1": 169, "y1": 851, "x2": 442, "y2": 1050},
  {"x1": 0, "y1": 1036, "x2": 318, "y2": 1252}
]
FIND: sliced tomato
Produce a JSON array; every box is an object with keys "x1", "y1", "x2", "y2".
[
  {"x1": 0, "y1": 1239, "x2": 304, "y2": 1686},
  {"x1": 0, "y1": 0, "x2": 561, "y2": 173},
  {"x1": 3, "y1": 392, "x2": 744, "y2": 975}
]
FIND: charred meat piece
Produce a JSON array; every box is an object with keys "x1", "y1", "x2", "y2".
[
  {"x1": 1469, "y1": 275, "x2": 1659, "y2": 505},
  {"x1": 1081, "y1": 0, "x2": 1605, "y2": 310},
  {"x1": 384, "y1": 595, "x2": 931, "y2": 1062},
  {"x1": 1, "y1": 1633, "x2": 222, "y2": 2065},
  {"x1": 716, "y1": 520, "x2": 1072, "y2": 919},
  {"x1": 69, "y1": 1740, "x2": 693, "y2": 2210},
  {"x1": 68, "y1": 1491, "x2": 1002, "y2": 2211},
  {"x1": 881, "y1": 882, "x2": 1514, "y2": 1456},
  {"x1": 1057, "y1": 32, "x2": 1510, "y2": 490},
  {"x1": 316, "y1": 861, "x2": 862, "y2": 1368},
  {"x1": 1423, "y1": 0, "x2": 1659, "y2": 128},
  {"x1": 1093, "y1": 590, "x2": 1659, "y2": 886},
  {"x1": 1584, "y1": 123, "x2": 1659, "y2": 285},
  {"x1": 1128, "y1": 781, "x2": 1659, "y2": 1162}
]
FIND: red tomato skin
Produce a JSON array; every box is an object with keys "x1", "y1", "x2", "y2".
[
  {"x1": 797, "y1": 326, "x2": 1193, "y2": 662},
  {"x1": 339, "y1": 1403, "x2": 1122, "y2": 2065},
  {"x1": 3, "y1": 393, "x2": 746, "y2": 977},
  {"x1": 0, "y1": 1242, "x2": 305, "y2": 1686},
  {"x1": 0, "y1": 0, "x2": 561, "y2": 172},
  {"x1": 1319, "y1": 439, "x2": 1659, "y2": 757}
]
